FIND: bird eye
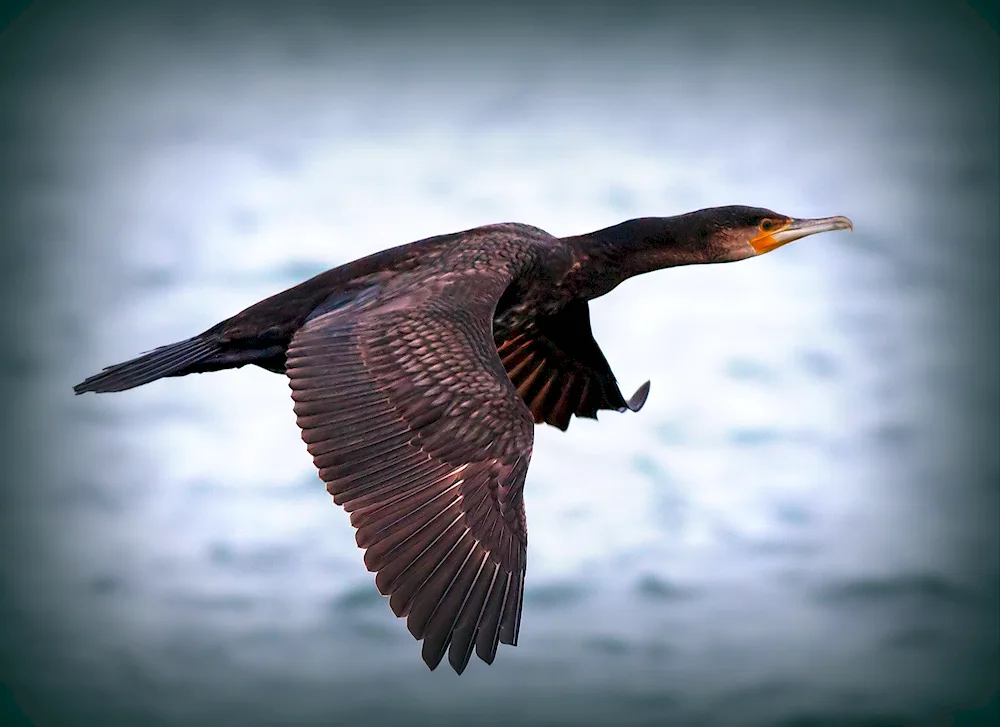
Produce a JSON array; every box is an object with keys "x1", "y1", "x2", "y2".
[{"x1": 760, "y1": 220, "x2": 774, "y2": 232}]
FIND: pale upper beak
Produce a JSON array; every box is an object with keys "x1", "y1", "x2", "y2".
[{"x1": 750, "y1": 215, "x2": 854, "y2": 255}]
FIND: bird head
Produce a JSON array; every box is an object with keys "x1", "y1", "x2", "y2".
[{"x1": 695, "y1": 205, "x2": 854, "y2": 262}]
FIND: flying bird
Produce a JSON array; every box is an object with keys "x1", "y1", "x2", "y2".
[{"x1": 75, "y1": 206, "x2": 853, "y2": 673}]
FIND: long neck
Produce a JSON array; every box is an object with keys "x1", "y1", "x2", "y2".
[{"x1": 561, "y1": 217, "x2": 699, "y2": 300}]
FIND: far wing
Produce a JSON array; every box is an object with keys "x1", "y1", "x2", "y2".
[
  {"x1": 285, "y1": 273, "x2": 534, "y2": 674},
  {"x1": 497, "y1": 301, "x2": 649, "y2": 431}
]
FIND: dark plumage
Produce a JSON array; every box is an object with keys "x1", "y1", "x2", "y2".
[{"x1": 75, "y1": 205, "x2": 852, "y2": 673}]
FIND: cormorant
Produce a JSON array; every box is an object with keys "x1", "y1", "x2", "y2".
[{"x1": 74, "y1": 206, "x2": 853, "y2": 673}]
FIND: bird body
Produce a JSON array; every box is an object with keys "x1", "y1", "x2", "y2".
[{"x1": 75, "y1": 206, "x2": 852, "y2": 673}]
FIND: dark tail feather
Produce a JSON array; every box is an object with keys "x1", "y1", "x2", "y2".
[{"x1": 74, "y1": 335, "x2": 221, "y2": 394}]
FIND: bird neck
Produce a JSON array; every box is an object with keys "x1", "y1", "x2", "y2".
[{"x1": 561, "y1": 217, "x2": 697, "y2": 299}]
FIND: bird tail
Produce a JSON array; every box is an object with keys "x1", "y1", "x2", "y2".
[{"x1": 73, "y1": 334, "x2": 222, "y2": 394}]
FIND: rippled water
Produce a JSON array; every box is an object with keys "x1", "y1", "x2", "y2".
[{"x1": 2, "y1": 3, "x2": 997, "y2": 726}]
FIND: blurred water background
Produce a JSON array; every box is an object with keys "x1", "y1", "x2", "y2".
[{"x1": 1, "y1": 2, "x2": 997, "y2": 726}]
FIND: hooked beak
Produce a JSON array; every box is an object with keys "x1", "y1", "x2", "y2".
[{"x1": 750, "y1": 215, "x2": 854, "y2": 255}]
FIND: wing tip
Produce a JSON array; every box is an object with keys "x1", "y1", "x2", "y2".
[
  {"x1": 421, "y1": 642, "x2": 447, "y2": 672},
  {"x1": 625, "y1": 380, "x2": 650, "y2": 412},
  {"x1": 448, "y1": 645, "x2": 473, "y2": 674}
]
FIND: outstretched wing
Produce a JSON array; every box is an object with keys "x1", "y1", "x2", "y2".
[
  {"x1": 497, "y1": 301, "x2": 649, "y2": 431},
  {"x1": 285, "y1": 272, "x2": 534, "y2": 674}
]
